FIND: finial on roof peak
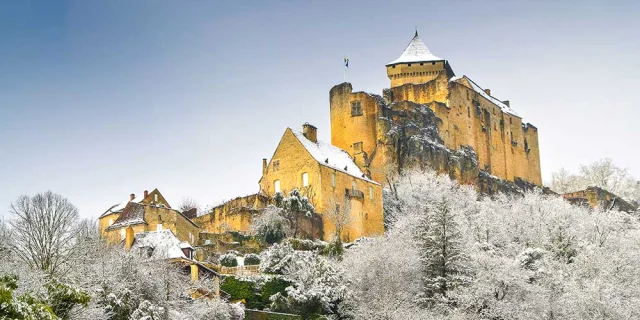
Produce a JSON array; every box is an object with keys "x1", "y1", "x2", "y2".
[{"x1": 414, "y1": 27, "x2": 418, "y2": 38}]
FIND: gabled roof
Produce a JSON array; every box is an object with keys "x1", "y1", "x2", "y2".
[
  {"x1": 106, "y1": 202, "x2": 146, "y2": 230},
  {"x1": 130, "y1": 230, "x2": 188, "y2": 260},
  {"x1": 450, "y1": 75, "x2": 520, "y2": 117},
  {"x1": 290, "y1": 129, "x2": 378, "y2": 184},
  {"x1": 99, "y1": 189, "x2": 168, "y2": 218},
  {"x1": 387, "y1": 31, "x2": 444, "y2": 66}
]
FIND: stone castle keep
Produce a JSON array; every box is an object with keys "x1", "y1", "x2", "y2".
[{"x1": 331, "y1": 31, "x2": 542, "y2": 187}]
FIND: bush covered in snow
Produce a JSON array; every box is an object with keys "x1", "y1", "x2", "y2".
[
  {"x1": 220, "y1": 253, "x2": 238, "y2": 267},
  {"x1": 243, "y1": 253, "x2": 260, "y2": 266}
]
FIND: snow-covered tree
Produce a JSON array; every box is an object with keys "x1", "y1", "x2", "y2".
[
  {"x1": 250, "y1": 205, "x2": 290, "y2": 244},
  {"x1": 417, "y1": 197, "x2": 471, "y2": 306},
  {"x1": 9, "y1": 191, "x2": 80, "y2": 274},
  {"x1": 274, "y1": 189, "x2": 315, "y2": 238}
]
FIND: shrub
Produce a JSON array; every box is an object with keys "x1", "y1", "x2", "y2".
[
  {"x1": 220, "y1": 253, "x2": 238, "y2": 267},
  {"x1": 286, "y1": 238, "x2": 327, "y2": 251},
  {"x1": 321, "y1": 240, "x2": 344, "y2": 258},
  {"x1": 260, "y1": 277, "x2": 291, "y2": 305},
  {"x1": 244, "y1": 253, "x2": 261, "y2": 266},
  {"x1": 220, "y1": 277, "x2": 263, "y2": 309}
]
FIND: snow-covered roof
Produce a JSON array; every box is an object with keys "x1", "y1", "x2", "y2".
[
  {"x1": 450, "y1": 75, "x2": 520, "y2": 117},
  {"x1": 179, "y1": 242, "x2": 194, "y2": 250},
  {"x1": 291, "y1": 129, "x2": 378, "y2": 184},
  {"x1": 100, "y1": 195, "x2": 148, "y2": 218},
  {"x1": 131, "y1": 230, "x2": 188, "y2": 260},
  {"x1": 106, "y1": 202, "x2": 147, "y2": 230},
  {"x1": 387, "y1": 31, "x2": 444, "y2": 65}
]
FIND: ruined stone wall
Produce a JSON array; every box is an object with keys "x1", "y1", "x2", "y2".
[
  {"x1": 563, "y1": 187, "x2": 637, "y2": 213},
  {"x1": 193, "y1": 194, "x2": 268, "y2": 234}
]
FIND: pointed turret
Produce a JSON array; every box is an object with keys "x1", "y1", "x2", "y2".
[
  {"x1": 386, "y1": 31, "x2": 454, "y2": 87},
  {"x1": 387, "y1": 31, "x2": 443, "y2": 66}
]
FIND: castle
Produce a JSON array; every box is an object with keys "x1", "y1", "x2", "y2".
[
  {"x1": 100, "y1": 31, "x2": 544, "y2": 248},
  {"x1": 331, "y1": 31, "x2": 541, "y2": 187}
]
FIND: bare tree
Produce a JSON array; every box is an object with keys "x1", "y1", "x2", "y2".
[
  {"x1": 9, "y1": 191, "x2": 79, "y2": 273},
  {"x1": 551, "y1": 158, "x2": 640, "y2": 202},
  {"x1": 325, "y1": 196, "x2": 353, "y2": 242},
  {"x1": 0, "y1": 219, "x2": 12, "y2": 259},
  {"x1": 178, "y1": 197, "x2": 201, "y2": 214}
]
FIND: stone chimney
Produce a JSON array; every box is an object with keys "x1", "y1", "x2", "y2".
[
  {"x1": 262, "y1": 158, "x2": 268, "y2": 176},
  {"x1": 124, "y1": 226, "x2": 134, "y2": 251},
  {"x1": 302, "y1": 123, "x2": 317, "y2": 143},
  {"x1": 130, "y1": 193, "x2": 135, "y2": 201},
  {"x1": 144, "y1": 190, "x2": 149, "y2": 198},
  {"x1": 502, "y1": 100, "x2": 510, "y2": 107},
  {"x1": 484, "y1": 89, "x2": 491, "y2": 96}
]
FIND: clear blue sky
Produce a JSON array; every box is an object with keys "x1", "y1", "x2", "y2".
[{"x1": 2, "y1": 0, "x2": 639, "y2": 219}]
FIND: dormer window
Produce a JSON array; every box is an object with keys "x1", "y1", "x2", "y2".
[{"x1": 351, "y1": 101, "x2": 362, "y2": 117}]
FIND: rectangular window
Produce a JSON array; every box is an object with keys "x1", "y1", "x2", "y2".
[
  {"x1": 369, "y1": 186, "x2": 374, "y2": 199},
  {"x1": 157, "y1": 224, "x2": 162, "y2": 231},
  {"x1": 274, "y1": 180, "x2": 281, "y2": 193},
  {"x1": 353, "y1": 142, "x2": 363, "y2": 153},
  {"x1": 351, "y1": 101, "x2": 363, "y2": 116},
  {"x1": 154, "y1": 194, "x2": 158, "y2": 202},
  {"x1": 302, "y1": 172, "x2": 309, "y2": 187},
  {"x1": 331, "y1": 173, "x2": 336, "y2": 187},
  {"x1": 273, "y1": 160, "x2": 280, "y2": 172}
]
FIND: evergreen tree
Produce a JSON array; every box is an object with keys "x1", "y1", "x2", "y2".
[{"x1": 416, "y1": 197, "x2": 470, "y2": 305}]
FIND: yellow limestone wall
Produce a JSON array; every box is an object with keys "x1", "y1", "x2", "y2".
[
  {"x1": 259, "y1": 128, "x2": 384, "y2": 242},
  {"x1": 329, "y1": 70, "x2": 542, "y2": 186},
  {"x1": 192, "y1": 194, "x2": 268, "y2": 234}
]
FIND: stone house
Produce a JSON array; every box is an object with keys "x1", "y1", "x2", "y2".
[{"x1": 99, "y1": 189, "x2": 200, "y2": 246}]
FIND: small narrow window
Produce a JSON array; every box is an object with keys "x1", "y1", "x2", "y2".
[
  {"x1": 274, "y1": 180, "x2": 281, "y2": 193},
  {"x1": 109, "y1": 218, "x2": 114, "y2": 226},
  {"x1": 353, "y1": 142, "x2": 363, "y2": 153},
  {"x1": 302, "y1": 172, "x2": 309, "y2": 187},
  {"x1": 273, "y1": 160, "x2": 280, "y2": 172},
  {"x1": 154, "y1": 194, "x2": 158, "y2": 202},
  {"x1": 351, "y1": 101, "x2": 362, "y2": 116},
  {"x1": 331, "y1": 173, "x2": 336, "y2": 187},
  {"x1": 369, "y1": 186, "x2": 374, "y2": 199},
  {"x1": 352, "y1": 181, "x2": 357, "y2": 191},
  {"x1": 420, "y1": 62, "x2": 424, "y2": 66},
  {"x1": 157, "y1": 224, "x2": 162, "y2": 231},
  {"x1": 407, "y1": 63, "x2": 412, "y2": 67},
  {"x1": 365, "y1": 213, "x2": 369, "y2": 220}
]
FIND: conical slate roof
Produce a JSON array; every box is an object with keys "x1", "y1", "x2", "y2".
[{"x1": 387, "y1": 31, "x2": 443, "y2": 65}]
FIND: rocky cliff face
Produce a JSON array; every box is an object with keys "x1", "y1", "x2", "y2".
[{"x1": 376, "y1": 98, "x2": 549, "y2": 196}]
